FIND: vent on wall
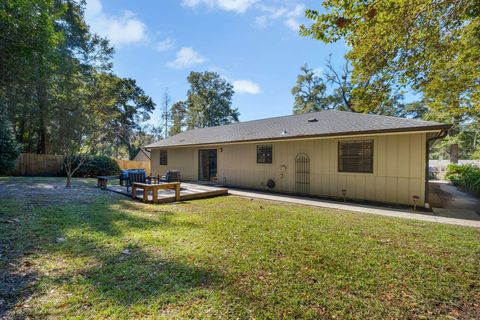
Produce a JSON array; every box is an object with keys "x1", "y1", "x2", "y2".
[{"x1": 266, "y1": 179, "x2": 275, "y2": 189}]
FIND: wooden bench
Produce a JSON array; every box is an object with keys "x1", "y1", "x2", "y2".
[
  {"x1": 131, "y1": 182, "x2": 181, "y2": 203},
  {"x1": 96, "y1": 175, "x2": 120, "y2": 189}
]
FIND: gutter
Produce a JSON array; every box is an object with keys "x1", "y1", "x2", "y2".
[{"x1": 424, "y1": 129, "x2": 449, "y2": 208}]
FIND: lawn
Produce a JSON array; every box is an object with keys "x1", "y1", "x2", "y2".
[{"x1": 0, "y1": 177, "x2": 479, "y2": 319}]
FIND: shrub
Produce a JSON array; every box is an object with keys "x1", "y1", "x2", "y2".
[
  {"x1": 445, "y1": 163, "x2": 480, "y2": 195},
  {"x1": 0, "y1": 117, "x2": 20, "y2": 174},
  {"x1": 65, "y1": 155, "x2": 120, "y2": 178}
]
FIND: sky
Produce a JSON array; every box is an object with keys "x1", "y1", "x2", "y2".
[{"x1": 84, "y1": 0, "x2": 347, "y2": 125}]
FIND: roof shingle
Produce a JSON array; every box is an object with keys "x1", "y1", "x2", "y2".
[{"x1": 146, "y1": 110, "x2": 450, "y2": 148}]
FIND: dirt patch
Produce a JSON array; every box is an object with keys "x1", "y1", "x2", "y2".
[
  {"x1": 0, "y1": 177, "x2": 122, "y2": 206},
  {"x1": 428, "y1": 182, "x2": 453, "y2": 208}
]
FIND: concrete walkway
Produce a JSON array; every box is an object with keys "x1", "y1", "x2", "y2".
[
  {"x1": 228, "y1": 188, "x2": 480, "y2": 228},
  {"x1": 429, "y1": 180, "x2": 480, "y2": 220}
]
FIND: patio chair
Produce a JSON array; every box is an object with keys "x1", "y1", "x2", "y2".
[
  {"x1": 126, "y1": 171, "x2": 147, "y2": 192},
  {"x1": 160, "y1": 170, "x2": 181, "y2": 183}
]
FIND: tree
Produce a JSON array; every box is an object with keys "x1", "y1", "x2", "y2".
[
  {"x1": 0, "y1": 116, "x2": 20, "y2": 174},
  {"x1": 301, "y1": 1, "x2": 479, "y2": 117},
  {"x1": 168, "y1": 72, "x2": 239, "y2": 134},
  {"x1": 301, "y1": 0, "x2": 479, "y2": 158},
  {"x1": 1, "y1": 0, "x2": 155, "y2": 184},
  {"x1": 169, "y1": 101, "x2": 187, "y2": 136},
  {"x1": 291, "y1": 64, "x2": 328, "y2": 114},
  {"x1": 293, "y1": 58, "x2": 421, "y2": 117},
  {"x1": 185, "y1": 71, "x2": 239, "y2": 129},
  {"x1": 161, "y1": 89, "x2": 171, "y2": 138},
  {"x1": 1, "y1": 0, "x2": 112, "y2": 152},
  {"x1": 99, "y1": 76, "x2": 155, "y2": 160}
]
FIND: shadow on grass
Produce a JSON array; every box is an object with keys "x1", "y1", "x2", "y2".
[{"x1": 0, "y1": 195, "x2": 218, "y2": 318}]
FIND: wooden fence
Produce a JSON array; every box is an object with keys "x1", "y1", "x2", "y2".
[
  {"x1": 116, "y1": 159, "x2": 150, "y2": 173},
  {"x1": 12, "y1": 153, "x2": 65, "y2": 176},
  {"x1": 11, "y1": 153, "x2": 150, "y2": 176}
]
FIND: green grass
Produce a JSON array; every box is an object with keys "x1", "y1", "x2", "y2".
[{"x1": 0, "y1": 177, "x2": 479, "y2": 319}]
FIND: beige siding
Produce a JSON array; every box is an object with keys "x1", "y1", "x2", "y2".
[
  {"x1": 151, "y1": 148, "x2": 197, "y2": 179},
  {"x1": 150, "y1": 132, "x2": 427, "y2": 206}
]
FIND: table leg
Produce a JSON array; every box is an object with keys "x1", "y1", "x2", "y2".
[
  {"x1": 132, "y1": 185, "x2": 136, "y2": 199},
  {"x1": 153, "y1": 186, "x2": 158, "y2": 204},
  {"x1": 142, "y1": 187, "x2": 148, "y2": 203},
  {"x1": 175, "y1": 184, "x2": 180, "y2": 201}
]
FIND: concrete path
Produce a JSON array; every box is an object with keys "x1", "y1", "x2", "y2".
[
  {"x1": 228, "y1": 188, "x2": 480, "y2": 228},
  {"x1": 429, "y1": 180, "x2": 480, "y2": 220}
]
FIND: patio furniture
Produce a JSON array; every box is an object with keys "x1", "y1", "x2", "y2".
[
  {"x1": 96, "y1": 175, "x2": 119, "y2": 189},
  {"x1": 120, "y1": 169, "x2": 146, "y2": 186},
  {"x1": 147, "y1": 175, "x2": 159, "y2": 184},
  {"x1": 160, "y1": 170, "x2": 181, "y2": 182},
  {"x1": 131, "y1": 182, "x2": 181, "y2": 203},
  {"x1": 126, "y1": 171, "x2": 147, "y2": 192}
]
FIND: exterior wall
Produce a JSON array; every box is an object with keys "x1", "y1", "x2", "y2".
[
  {"x1": 150, "y1": 132, "x2": 427, "y2": 206},
  {"x1": 151, "y1": 147, "x2": 197, "y2": 179}
]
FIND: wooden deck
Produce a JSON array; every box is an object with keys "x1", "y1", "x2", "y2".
[{"x1": 107, "y1": 182, "x2": 228, "y2": 204}]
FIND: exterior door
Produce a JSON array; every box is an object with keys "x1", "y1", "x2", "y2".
[
  {"x1": 198, "y1": 149, "x2": 217, "y2": 181},
  {"x1": 295, "y1": 153, "x2": 310, "y2": 194}
]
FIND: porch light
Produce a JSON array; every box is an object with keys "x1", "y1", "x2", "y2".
[{"x1": 412, "y1": 195, "x2": 420, "y2": 211}]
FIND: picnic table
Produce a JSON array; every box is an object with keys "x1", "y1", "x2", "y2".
[
  {"x1": 96, "y1": 175, "x2": 119, "y2": 189},
  {"x1": 131, "y1": 182, "x2": 181, "y2": 203}
]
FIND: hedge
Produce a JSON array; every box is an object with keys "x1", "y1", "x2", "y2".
[
  {"x1": 65, "y1": 155, "x2": 120, "y2": 178},
  {"x1": 445, "y1": 163, "x2": 480, "y2": 195}
]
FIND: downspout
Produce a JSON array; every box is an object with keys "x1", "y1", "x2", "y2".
[{"x1": 424, "y1": 129, "x2": 449, "y2": 208}]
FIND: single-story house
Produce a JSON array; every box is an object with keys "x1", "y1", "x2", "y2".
[
  {"x1": 145, "y1": 110, "x2": 450, "y2": 207},
  {"x1": 133, "y1": 148, "x2": 151, "y2": 162}
]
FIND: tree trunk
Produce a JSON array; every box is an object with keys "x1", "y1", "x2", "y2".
[
  {"x1": 66, "y1": 174, "x2": 72, "y2": 188},
  {"x1": 450, "y1": 143, "x2": 459, "y2": 163},
  {"x1": 37, "y1": 83, "x2": 49, "y2": 154}
]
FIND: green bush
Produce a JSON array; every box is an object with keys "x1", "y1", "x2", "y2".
[
  {"x1": 445, "y1": 163, "x2": 480, "y2": 194},
  {"x1": 0, "y1": 117, "x2": 20, "y2": 174},
  {"x1": 65, "y1": 155, "x2": 120, "y2": 178}
]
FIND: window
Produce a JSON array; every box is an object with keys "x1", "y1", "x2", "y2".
[
  {"x1": 257, "y1": 144, "x2": 273, "y2": 164},
  {"x1": 159, "y1": 150, "x2": 168, "y2": 165},
  {"x1": 338, "y1": 140, "x2": 373, "y2": 173}
]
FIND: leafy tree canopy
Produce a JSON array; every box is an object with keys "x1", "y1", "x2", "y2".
[
  {"x1": 169, "y1": 72, "x2": 239, "y2": 134},
  {"x1": 291, "y1": 64, "x2": 328, "y2": 114},
  {"x1": 0, "y1": 116, "x2": 20, "y2": 174},
  {"x1": 301, "y1": 0, "x2": 480, "y2": 122}
]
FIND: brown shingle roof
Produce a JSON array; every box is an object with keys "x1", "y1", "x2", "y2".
[{"x1": 145, "y1": 110, "x2": 450, "y2": 148}]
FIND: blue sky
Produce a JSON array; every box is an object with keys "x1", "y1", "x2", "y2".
[{"x1": 84, "y1": 0, "x2": 347, "y2": 124}]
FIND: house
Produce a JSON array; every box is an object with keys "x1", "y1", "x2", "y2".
[
  {"x1": 145, "y1": 110, "x2": 450, "y2": 207},
  {"x1": 133, "y1": 148, "x2": 151, "y2": 162}
]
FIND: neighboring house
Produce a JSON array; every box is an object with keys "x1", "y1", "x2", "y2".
[
  {"x1": 133, "y1": 148, "x2": 151, "y2": 162},
  {"x1": 145, "y1": 110, "x2": 450, "y2": 207}
]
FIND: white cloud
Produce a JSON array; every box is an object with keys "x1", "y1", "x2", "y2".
[
  {"x1": 182, "y1": 0, "x2": 258, "y2": 14},
  {"x1": 167, "y1": 47, "x2": 206, "y2": 69},
  {"x1": 233, "y1": 80, "x2": 261, "y2": 94},
  {"x1": 254, "y1": 3, "x2": 305, "y2": 31},
  {"x1": 85, "y1": 0, "x2": 147, "y2": 47},
  {"x1": 156, "y1": 38, "x2": 175, "y2": 52},
  {"x1": 284, "y1": 4, "x2": 305, "y2": 32}
]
